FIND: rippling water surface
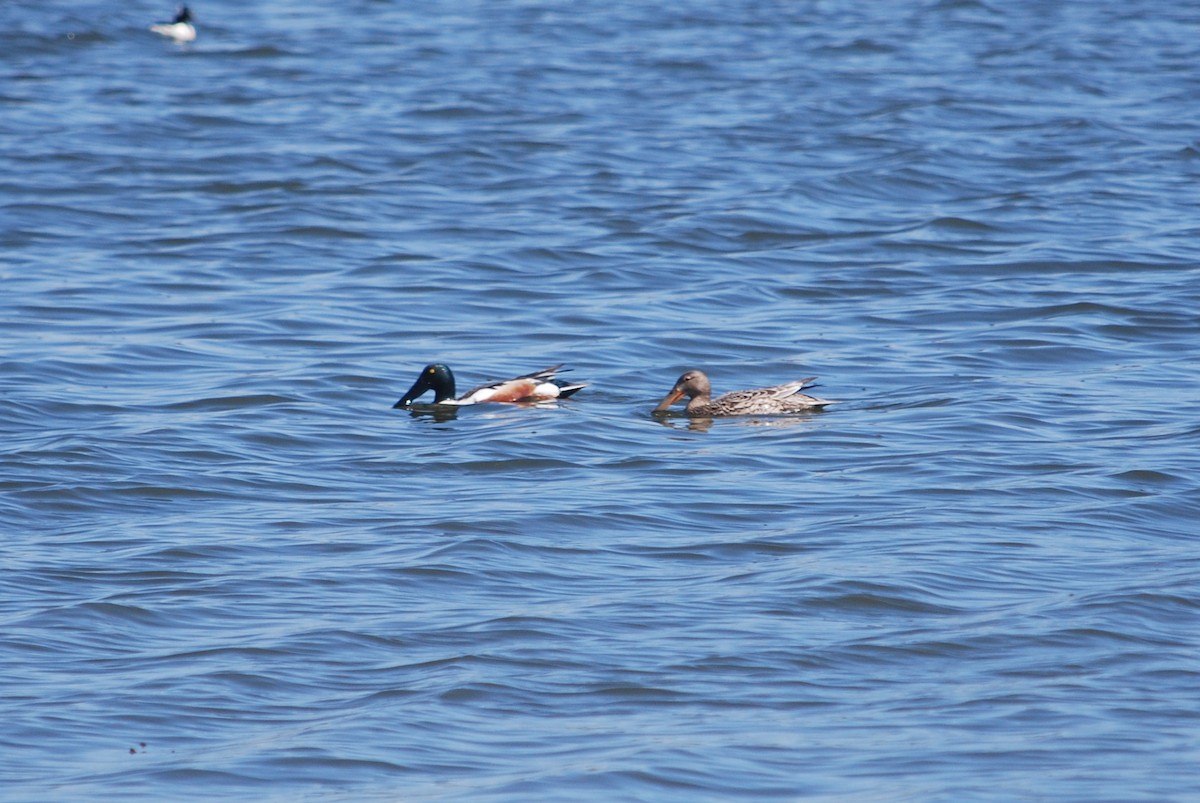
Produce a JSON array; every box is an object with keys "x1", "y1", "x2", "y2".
[{"x1": 4, "y1": 0, "x2": 1200, "y2": 799}]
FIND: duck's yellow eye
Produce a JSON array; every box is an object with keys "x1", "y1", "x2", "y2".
[{"x1": 428, "y1": 368, "x2": 436, "y2": 374}]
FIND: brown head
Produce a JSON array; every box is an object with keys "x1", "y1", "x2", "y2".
[{"x1": 654, "y1": 369, "x2": 712, "y2": 412}]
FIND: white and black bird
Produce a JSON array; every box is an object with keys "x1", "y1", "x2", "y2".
[{"x1": 151, "y1": 6, "x2": 196, "y2": 42}]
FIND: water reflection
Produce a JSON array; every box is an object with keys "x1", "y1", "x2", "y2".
[
  {"x1": 403, "y1": 405, "x2": 460, "y2": 423},
  {"x1": 401, "y1": 400, "x2": 571, "y2": 423},
  {"x1": 651, "y1": 412, "x2": 824, "y2": 433}
]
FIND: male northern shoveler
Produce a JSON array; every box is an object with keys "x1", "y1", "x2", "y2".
[
  {"x1": 654, "y1": 369, "x2": 832, "y2": 416},
  {"x1": 151, "y1": 5, "x2": 196, "y2": 42},
  {"x1": 393, "y1": 363, "x2": 586, "y2": 408}
]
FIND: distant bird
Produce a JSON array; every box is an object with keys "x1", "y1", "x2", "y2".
[
  {"x1": 654, "y1": 369, "x2": 832, "y2": 416},
  {"x1": 393, "y1": 363, "x2": 586, "y2": 408},
  {"x1": 151, "y1": 5, "x2": 196, "y2": 42}
]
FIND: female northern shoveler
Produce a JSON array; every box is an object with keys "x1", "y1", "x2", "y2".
[
  {"x1": 393, "y1": 363, "x2": 586, "y2": 408},
  {"x1": 151, "y1": 5, "x2": 196, "y2": 42},
  {"x1": 654, "y1": 369, "x2": 832, "y2": 416}
]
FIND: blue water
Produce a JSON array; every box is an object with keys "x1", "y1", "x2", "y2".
[{"x1": 3, "y1": 0, "x2": 1200, "y2": 799}]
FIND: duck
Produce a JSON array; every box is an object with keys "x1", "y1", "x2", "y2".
[
  {"x1": 654, "y1": 369, "x2": 832, "y2": 416},
  {"x1": 393, "y1": 363, "x2": 586, "y2": 408},
  {"x1": 151, "y1": 5, "x2": 196, "y2": 42}
]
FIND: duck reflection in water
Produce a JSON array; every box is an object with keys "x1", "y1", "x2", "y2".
[{"x1": 653, "y1": 414, "x2": 827, "y2": 433}]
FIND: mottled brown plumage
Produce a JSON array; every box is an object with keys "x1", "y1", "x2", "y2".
[{"x1": 654, "y1": 370, "x2": 832, "y2": 416}]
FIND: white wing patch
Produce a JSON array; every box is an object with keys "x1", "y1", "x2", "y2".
[{"x1": 531, "y1": 382, "x2": 561, "y2": 399}]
